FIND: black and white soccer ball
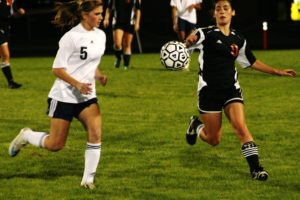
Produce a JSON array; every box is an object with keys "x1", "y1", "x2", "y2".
[{"x1": 160, "y1": 41, "x2": 190, "y2": 70}]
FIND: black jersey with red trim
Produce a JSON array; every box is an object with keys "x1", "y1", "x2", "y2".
[
  {"x1": 108, "y1": 0, "x2": 141, "y2": 25},
  {"x1": 191, "y1": 26, "x2": 256, "y2": 90}
]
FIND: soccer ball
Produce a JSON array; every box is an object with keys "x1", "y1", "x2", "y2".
[{"x1": 160, "y1": 41, "x2": 190, "y2": 70}]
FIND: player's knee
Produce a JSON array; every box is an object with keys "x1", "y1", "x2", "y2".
[
  {"x1": 208, "y1": 138, "x2": 220, "y2": 146},
  {"x1": 48, "y1": 144, "x2": 64, "y2": 152},
  {"x1": 114, "y1": 43, "x2": 122, "y2": 50},
  {"x1": 122, "y1": 45, "x2": 130, "y2": 53},
  {"x1": 45, "y1": 141, "x2": 65, "y2": 151}
]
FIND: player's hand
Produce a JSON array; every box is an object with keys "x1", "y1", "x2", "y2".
[
  {"x1": 13, "y1": 8, "x2": 25, "y2": 17},
  {"x1": 187, "y1": 5, "x2": 194, "y2": 12},
  {"x1": 18, "y1": 8, "x2": 25, "y2": 15},
  {"x1": 185, "y1": 34, "x2": 198, "y2": 48},
  {"x1": 277, "y1": 69, "x2": 297, "y2": 77},
  {"x1": 97, "y1": 75, "x2": 108, "y2": 86},
  {"x1": 134, "y1": 23, "x2": 140, "y2": 32},
  {"x1": 76, "y1": 83, "x2": 92, "y2": 95},
  {"x1": 103, "y1": 19, "x2": 109, "y2": 28}
]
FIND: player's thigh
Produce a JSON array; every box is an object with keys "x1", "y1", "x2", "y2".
[
  {"x1": 113, "y1": 29, "x2": 124, "y2": 47},
  {"x1": 224, "y1": 102, "x2": 252, "y2": 139},
  {"x1": 48, "y1": 118, "x2": 71, "y2": 147},
  {"x1": 224, "y1": 102, "x2": 247, "y2": 129},
  {"x1": 201, "y1": 112, "x2": 223, "y2": 139},
  {"x1": 78, "y1": 103, "x2": 102, "y2": 143}
]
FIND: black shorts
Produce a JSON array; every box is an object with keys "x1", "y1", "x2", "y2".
[
  {"x1": 198, "y1": 87, "x2": 244, "y2": 114},
  {"x1": 177, "y1": 17, "x2": 196, "y2": 34},
  {"x1": 0, "y1": 26, "x2": 10, "y2": 45},
  {"x1": 113, "y1": 21, "x2": 135, "y2": 34},
  {"x1": 46, "y1": 98, "x2": 98, "y2": 122}
]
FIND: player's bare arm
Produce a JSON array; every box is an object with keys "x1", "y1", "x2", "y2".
[
  {"x1": 103, "y1": 8, "x2": 110, "y2": 28},
  {"x1": 251, "y1": 60, "x2": 297, "y2": 77},
  {"x1": 95, "y1": 68, "x2": 108, "y2": 86},
  {"x1": 194, "y1": 3, "x2": 202, "y2": 10},
  {"x1": 171, "y1": 6, "x2": 178, "y2": 32},
  {"x1": 134, "y1": 8, "x2": 141, "y2": 32},
  {"x1": 185, "y1": 33, "x2": 198, "y2": 48}
]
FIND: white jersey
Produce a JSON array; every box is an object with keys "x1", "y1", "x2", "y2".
[
  {"x1": 48, "y1": 23, "x2": 106, "y2": 103},
  {"x1": 170, "y1": 0, "x2": 202, "y2": 24}
]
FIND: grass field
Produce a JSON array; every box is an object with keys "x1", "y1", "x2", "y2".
[{"x1": 0, "y1": 50, "x2": 300, "y2": 200}]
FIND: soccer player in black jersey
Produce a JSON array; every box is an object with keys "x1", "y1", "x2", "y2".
[
  {"x1": 103, "y1": 0, "x2": 141, "y2": 69},
  {"x1": 185, "y1": 0, "x2": 297, "y2": 181},
  {"x1": 0, "y1": 0, "x2": 25, "y2": 88}
]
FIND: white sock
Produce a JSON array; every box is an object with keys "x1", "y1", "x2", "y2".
[
  {"x1": 81, "y1": 143, "x2": 101, "y2": 184},
  {"x1": 23, "y1": 130, "x2": 48, "y2": 148},
  {"x1": 196, "y1": 125, "x2": 204, "y2": 138}
]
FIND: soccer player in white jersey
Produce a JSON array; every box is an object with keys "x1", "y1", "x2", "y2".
[
  {"x1": 185, "y1": 0, "x2": 297, "y2": 180},
  {"x1": 8, "y1": 0, "x2": 107, "y2": 189},
  {"x1": 170, "y1": 0, "x2": 202, "y2": 42}
]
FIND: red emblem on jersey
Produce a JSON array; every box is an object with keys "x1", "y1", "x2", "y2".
[{"x1": 230, "y1": 44, "x2": 239, "y2": 57}]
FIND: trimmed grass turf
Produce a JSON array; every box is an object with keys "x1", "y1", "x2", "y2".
[{"x1": 0, "y1": 50, "x2": 299, "y2": 199}]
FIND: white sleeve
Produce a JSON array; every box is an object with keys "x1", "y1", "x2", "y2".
[
  {"x1": 236, "y1": 40, "x2": 256, "y2": 68},
  {"x1": 170, "y1": 0, "x2": 176, "y2": 7},
  {"x1": 170, "y1": 0, "x2": 185, "y2": 14},
  {"x1": 188, "y1": 28, "x2": 205, "y2": 51},
  {"x1": 52, "y1": 33, "x2": 75, "y2": 69}
]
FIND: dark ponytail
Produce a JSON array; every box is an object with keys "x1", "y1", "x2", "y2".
[{"x1": 52, "y1": 0, "x2": 103, "y2": 28}]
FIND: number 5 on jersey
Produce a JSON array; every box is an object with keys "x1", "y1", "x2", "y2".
[{"x1": 80, "y1": 47, "x2": 88, "y2": 60}]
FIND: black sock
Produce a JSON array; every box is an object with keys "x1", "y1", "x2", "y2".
[
  {"x1": 123, "y1": 54, "x2": 131, "y2": 67},
  {"x1": 241, "y1": 141, "x2": 260, "y2": 173},
  {"x1": 114, "y1": 49, "x2": 122, "y2": 61},
  {"x1": 1, "y1": 65, "x2": 14, "y2": 84}
]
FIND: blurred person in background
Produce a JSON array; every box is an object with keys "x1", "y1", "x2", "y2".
[
  {"x1": 103, "y1": 0, "x2": 141, "y2": 70},
  {"x1": 0, "y1": 0, "x2": 25, "y2": 88},
  {"x1": 171, "y1": 0, "x2": 202, "y2": 70},
  {"x1": 171, "y1": 0, "x2": 202, "y2": 43}
]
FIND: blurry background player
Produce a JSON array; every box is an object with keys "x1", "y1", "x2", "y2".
[
  {"x1": 8, "y1": 0, "x2": 108, "y2": 189},
  {"x1": 103, "y1": 0, "x2": 141, "y2": 69},
  {"x1": 170, "y1": 0, "x2": 202, "y2": 43},
  {"x1": 0, "y1": 0, "x2": 24, "y2": 89},
  {"x1": 185, "y1": 0, "x2": 297, "y2": 180}
]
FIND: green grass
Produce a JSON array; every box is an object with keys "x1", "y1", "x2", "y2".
[{"x1": 0, "y1": 50, "x2": 300, "y2": 200}]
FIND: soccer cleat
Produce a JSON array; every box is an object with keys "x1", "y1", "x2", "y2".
[
  {"x1": 9, "y1": 81, "x2": 22, "y2": 89},
  {"x1": 186, "y1": 116, "x2": 203, "y2": 145},
  {"x1": 81, "y1": 182, "x2": 96, "y2": 190},
  {"x1": 114, "y1": 59, "x2": 121, "y2": 68},
  {"x1": 8, "y1": 127, "x2": 31, "y2": 157},
  {"x1": 252, "y1": 166, "x2": 269, "y2": 181}
]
